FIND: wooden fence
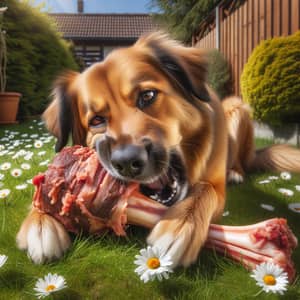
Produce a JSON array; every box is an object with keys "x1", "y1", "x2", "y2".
[{"x1": 192, "y1": 0, "x2": 300, "y2": 96}]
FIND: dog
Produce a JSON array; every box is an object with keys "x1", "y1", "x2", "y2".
[{"x1": 17, "y1": 32, "x2": 300, "y2": 265}]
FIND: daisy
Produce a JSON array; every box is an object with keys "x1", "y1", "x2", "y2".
[
  {"x1": 0, "y1": 173, "x2": 4, "y2": 180},
  {"x1": 288, "y1": 203, "x2": 300, "y2": 213},
  {"x1": 0, "y1": 162, "x2": 11, "y2": 171},
  {"x1": 39, "y1": 160, "x2": 50, "y2": 166},
  {"x1": 280, "y1": 172, "x2": 291, "y2": 180},
  {"x1": 34, "y1": 140, "x2": 43, "y2": 148},
  {"x1": 27, "y1": 179, "x2": 33, "y2": 184},
  {"x1": 0, "y1": 145, "x2": 5, "y2": 150},
  {"x1": 0, "y1": 189, "x2": 10, "y2": 199},
  {"x1": 278, "y1": 188, "x2": 294, "y2": 197},
  {"x1": 134, "y1": 246, "x2": 173, "y2": 283},
  {"x1": 31, "y1": 134, "x2": 39, "y2": 139},
  {"x1": 25, "y1": 144, "x2": 32, "y2": 149},
  {"x1": 260, "y1": 204, "x2": 275, "y2": 211},
  {"x1": 11, "y1": 168, "x2": 22, "y2": 177},
  {"x1": 295, "y1": 185, "x2": 300, "y2": 192},
  {"x1": 34, "y1": 273, "x2": 67, "y2": 299},
  {"x1": 21, "y1": 163, "x2": 31, "y2": 170},
  {"x1": 251, "y1": 262, "x2": 288, "y2": 295},
  {"x1": 15, "y1": 183, "x2": 28, "y2": 190},
  {"x1": 268, "y1": 176, "x2": 278, "y2": 180},
  {"x1": 0, "y1": 255, "x2": 8, "y2": 268},
  {"x1": 24, "y1": 152, "x2": 34, "y2": 160},
  {"x1": 258, "y1": 180, "x2": 270, "y2": 184},
  {"x1": 37, "y1": 151, "x2": 46, "y2": 156},
  {"x1": 222, "y1": 210, "x2": 230, "y2": 217}
]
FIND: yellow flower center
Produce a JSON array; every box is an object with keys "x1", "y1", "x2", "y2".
[
  {"x1": 263, "y1": 274, "x2": 276, "y2": 285},
  {"x1": 46, "y1": 284, "x2": 56, "y2": 292},
  {"x1": 147, "y1": 257, "x2": 160, "y2": 269}
]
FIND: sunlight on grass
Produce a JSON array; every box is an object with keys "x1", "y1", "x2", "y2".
[{"x1": 0, "y1": 119, "x2": 299, "y2": 299}]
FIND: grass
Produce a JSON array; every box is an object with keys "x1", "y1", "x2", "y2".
[{"x1": 0, "y1": 119, "x2": 299, "y2": 300}]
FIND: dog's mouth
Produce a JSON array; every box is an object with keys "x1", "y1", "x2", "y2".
[{"x1": 139, "y1": 153, "x2": 188, "y2": 206}]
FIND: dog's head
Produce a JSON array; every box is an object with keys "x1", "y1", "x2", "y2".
[{"x1": 43, "y1": 33, "x2": 214, "y2": 206}]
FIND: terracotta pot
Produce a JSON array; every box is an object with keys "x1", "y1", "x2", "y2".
[{"x1": 0, "y1": 92, "x2": 21, "y2": 124}]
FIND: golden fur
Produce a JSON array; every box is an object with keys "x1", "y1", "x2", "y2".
[{"x1": 17, "y1": 33, "x2": 300, "y2": 266}]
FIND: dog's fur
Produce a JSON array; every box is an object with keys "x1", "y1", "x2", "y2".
[{"x1": 17, "y1": 33, "x2": 300, "y2": 265}]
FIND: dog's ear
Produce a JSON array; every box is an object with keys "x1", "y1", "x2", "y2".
[
  {"x1": 138, "y1": 32, "x2": 211, "y2": 103},
  {"x1": 43, "y1": 71, "x2": 87, "y2": 152}
]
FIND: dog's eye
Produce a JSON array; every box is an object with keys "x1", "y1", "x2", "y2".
[
  {"x1": 89, "y1": 116, "x2": 106, "y2": 128},
  {"x1": 137, "y1": 90, "x2": 157, "y2": 109}
]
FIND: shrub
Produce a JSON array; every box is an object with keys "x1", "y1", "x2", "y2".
[
  {"x1": 3, "y1": 0, "x2": 78, "y2": 118},
  {"x1": 207, "y1": 49, "x2": 232, "y2": 99},
  {"x1": 241, "y1": 31, "x2": 300, "y2": 126}
]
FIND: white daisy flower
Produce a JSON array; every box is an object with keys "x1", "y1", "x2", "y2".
[
  {"x1": 0, "y1": 255, "x2": 8, "y2": 268},
  {"x1": 0, "y1": 189, "x2": 10, "y2": 199},
  {"x1": 11, "y1": 168, "x2": 22, "y2": 177},
  {"x1": 0, "y1": 145, "x2": 5, "y2": 150},
  {"x1": 27, "y1": 179, "x2": 33, "y2": 184},
  {"x1": 34, "y1": 273, "x2": 67, "y2": 299},
  {"x1": 258, "y1": 180, "x2": 270, "y2": 184},
  {"x1": 29, "y1": 126, "x2": 34, "y2": 129},
  {"x1": 288, "y1": 203, "x2": 300, "y2": 213},
  {"x1": 25, "y1": 144, "x2": 32, "y2": 149},
  {"x1": 31, "y1": 134, "x2": 39, "y2": 139},
  {"x1": 37, "y1": 151, "x2": 46, "y2": 156},
  {"x1": 21, "y1": 163, "x2": 31, "y2": 170},
  {"x1": 15, "y1": 183, "x2": 28, "y2": 190},
  {"x1": 0, "y1": 150, "x2": 8, "y2": 156},
  {"x1": 260, "y1": 204, "x2": 275, "y2": 211},
  {"x1": 0, "y1": 162, "x2": 11, "y2": 170},
  {"x1": 24, "y1": 152, "x2": 34, "y2": 160},
  {"x1": 134, "y1": 246, "x2": 173, "y2": 283},
  {"x1": 34, "y1": 140, "x2": 43, "y2": 148},
  {"x1": 222, "y1": 210, "x2": 230, "y2": 217},
  {"x1": 278, "y1": 188, "x2": 294, "y2": 197},
  {"x1": 39, "y1": 160, "x2": 50, "y2": 166},
  {"x1": 295, "y1": 185, "x2": 300, "y2": 192},
  {"x1": 280, "y1": 172, "x2": 291, "y2": 180},
  {"x1": 251, "y1": 262, "x2": 288, "y2": 295},
  {"x1": 21, "y1": 133, "x2": 28, "y2": 138},
  {"x1": 0, "y1": 173, "x2": 4, "y2": 180}
]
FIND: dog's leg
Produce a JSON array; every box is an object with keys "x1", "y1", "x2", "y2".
[
  {"x1": 147, "y1": 182, "x2": 224, "y2": 267},
  {"x1": 17, "y1": 208, "x2": 71, "y2": 264}
]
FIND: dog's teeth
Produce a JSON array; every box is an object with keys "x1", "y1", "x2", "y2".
[
  {"x1": 150, "y1": 194, "x2": 158, "y2": 200},
  {"x1": 172, "y1": 181, "x2": 177, "y2": 188}
]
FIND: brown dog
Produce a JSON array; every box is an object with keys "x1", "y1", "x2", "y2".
[{"x1": 17, "y1": 33, "x2": 300, "y2": 265}]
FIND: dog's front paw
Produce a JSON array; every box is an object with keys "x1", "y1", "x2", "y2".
[
  {"x1": 17, "y1": 209, "x2": 71, "y2": 264},
  {"x1": 147, "y1": 200, "x2": 209, "y2": 268}
]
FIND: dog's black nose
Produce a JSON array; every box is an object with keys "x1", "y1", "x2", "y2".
[{"x1": 111, "y1": 144, "x2": 147, "y2": 178}]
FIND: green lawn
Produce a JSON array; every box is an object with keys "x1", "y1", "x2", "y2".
[{"x1": 0, "y1": 119, "x2": 299, "y2": 300}]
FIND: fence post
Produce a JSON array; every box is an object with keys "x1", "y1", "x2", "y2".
[{"x1": 216, "y1": 5, "x2": 220, "y2": 49}]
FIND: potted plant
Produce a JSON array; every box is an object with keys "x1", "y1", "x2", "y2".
[{"x1": 0, "y1": 6, "x2": 21, "y2": 124}]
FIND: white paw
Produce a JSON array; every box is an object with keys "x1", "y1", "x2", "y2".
[
  {"x1": 17, "y1": 214, "x2": 71, "y2": 264},
  {"x1": 147, "y1": 219, "x2": 199, "y2": 268},
  {"x1": 227, "y1": 169, "x2": 244, "y2": 184}
]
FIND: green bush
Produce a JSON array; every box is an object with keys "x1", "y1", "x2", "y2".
[
  {"x1": 207, "y1": 49, "x2": 232, "y2": 99},
  {"x1": 241, "y1": 31, "x2": 300, "y2": 126},
  {"x1": 3, "y1": 0, "x2": 78, "y2": 118}
]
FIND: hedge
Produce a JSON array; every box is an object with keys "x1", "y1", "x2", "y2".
[
  {"x1": 207, "y1": 49, "x2": 232, "y2": 99},
  {"x1": 241, "y1": 31, "x2": 300, "y2": 126},
  {"x1": 3, "y1": 0, "x2": 78, "y2": 118}
]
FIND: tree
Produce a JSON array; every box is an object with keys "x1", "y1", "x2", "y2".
[
  {"x1": 150, "y1": 0, "x2": 222, "y2": 43},
  {"x1": 2, "y1": 0, "x2": 78, "y2": 118}
]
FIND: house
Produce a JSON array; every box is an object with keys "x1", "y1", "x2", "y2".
[{"x1": 49, "y1": 1, "x2": 157, "y2": 68}]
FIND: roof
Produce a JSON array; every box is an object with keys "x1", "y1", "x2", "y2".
[{"x1": 49, "y1": 13, "x2": 158, "y2": 41}]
